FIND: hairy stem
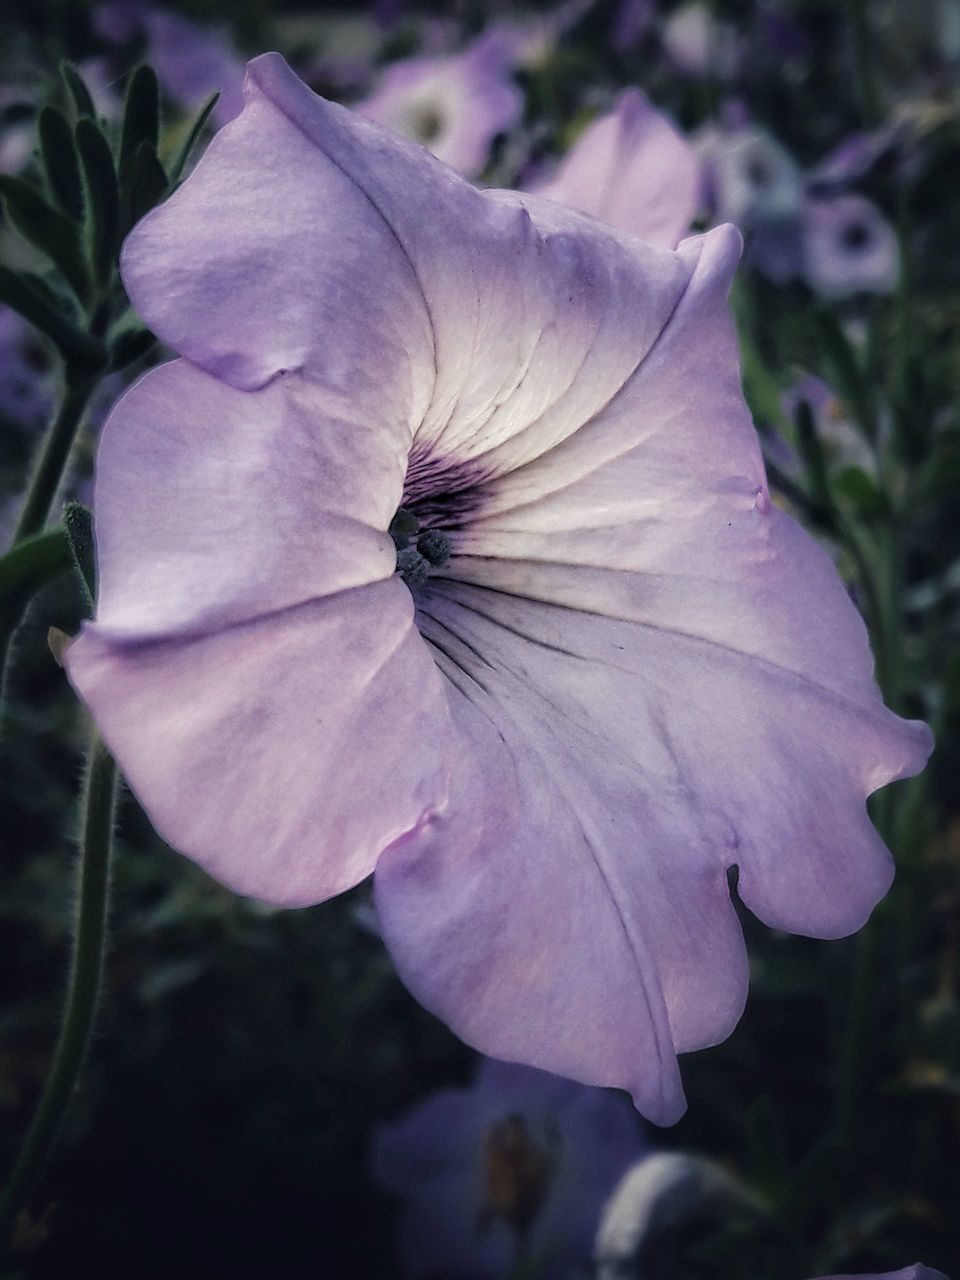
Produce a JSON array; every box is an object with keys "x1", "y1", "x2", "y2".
[{"x1": 0, "y1": 734, "x2": 118, "y2": 1263}]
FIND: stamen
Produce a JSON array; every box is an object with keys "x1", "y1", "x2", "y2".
[
  {"x1": 398, "y1": 546, "x2": 429, "y2": 587},
  {"x1": 417, "y1": 529, "x2": 451, "y2": 567}
]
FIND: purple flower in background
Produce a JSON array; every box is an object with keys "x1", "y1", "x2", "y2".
[
  {"x1": 143, "y1": 9, "x2": 245, "y2": 126},
  {"x1": 533, "y1": 89, "x2": 702, "y2": 248},
  {"x1": 95, "y1": 2, "x2": 245, "y2": 127},
  {"x1": 356, "y1": 29, "x2": 522, "y2": 177},
  {"x1": 612, "y1": 0, "x2": 654, "y2": 54},
  {"x1": 662, "y1": 3, "x2": 742, "y2": 80},
  {"x1": 66, "y1": 55, "x2": 932, "y2": 1125},
  {"x1": 372, "y1": 1057, "x2": 646, "y2": 1278},
  {"x1": 698, "y1": 119, "x2": 805, "y2": 281},
  {"x1": 802, "y1": 195, "x2": 900, "y2": 298},
  {"x1": 756, "y1": 4, "x2": 812, "y2": 62},
  {"x1": 0, "y1": 310, "x2": 53, "y2": 427},
  {"x1": 807, "y1": 128, "x2": 900, "y2": 194}
]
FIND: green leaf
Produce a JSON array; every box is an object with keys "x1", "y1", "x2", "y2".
[
  {"x1": 127, "y1": 140, "x2": 168, "y2": 229},
  {"x1": 0, "y1": 175, "x2": 90, "y2": 304},
  {"x1": 812, "y1": 310, "x2": 877, "y2": 443},
  {"x1": 75, "y1": 118, "x2": 120, "y2": 289},
  {"x1": 0, "y1": 266, "x2": 105, "y2": 367},
  {"x1": 38, "y1": 107, "x2": 84, "y2": 221},
  {"x1": 119, "y1": 66, "x2": 160, "y2": 180},
  {"x1": 167, "y1": 92, "x2": 219, "y2": 185},
  {"x1": 794, "y1": 396, "x2": 831, "y2": 509},
  {"x1": 0, "y1": 527, "x2": 72, "y2": 614},
  {"x1": 62, "y1": 501, "x2": 95, "y2": 610},
  {"x1": 60, "y1": 62, "x2": 97, "y2": 120},
  {"x1": 119, "y1": 67, "x2": 161, "y2": 228}
]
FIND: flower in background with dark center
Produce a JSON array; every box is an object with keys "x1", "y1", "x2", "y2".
[
  {"x1": 356, "y1": 29, "x2": 522, "y2": 177},
  {"x1": 372, "y1": 1056, "x2": 646, "y2": 1279},
  {"x1": 66, "y1": 55, "x2": 932, "y2": 1125},
  {"x1": 802, "y1": 194, "x2": 900, "y2": 298}
]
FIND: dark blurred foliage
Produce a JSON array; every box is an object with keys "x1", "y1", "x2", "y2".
[{"x1": 0, "y1": 1, "x2": 959, "y2": 1278}]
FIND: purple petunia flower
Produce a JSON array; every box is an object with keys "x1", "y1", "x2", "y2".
[
  {"x1": 372, "y1": 1056, "x2": 646, "y2": 1279},
  {"x1": 612, "y1": 0, "x2": 655, "y2": 55},
  {"x1": 356, "y1": 29, "x2": 523, "y2": 178},
  {"x1": 66, "y1": 55, "x2": 932, "y2": 1125},
  {"x1": 0, "y1": 309, "x2": 53, "y2": 427},
  {"x1": 533, "y1": 89, "x2": 702, "y2": 249},
  {"x1": 802, "y1": 194, "x2": 900, "y2": 298}
]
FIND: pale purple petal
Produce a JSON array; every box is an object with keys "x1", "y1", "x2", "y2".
[
  {"x1": 533, "y1": 90, "x2": 701, "y2": 248},
  {"x1": 356, "y1": 30, "x2": 522, "y2": 177},
  {"x1": 374, "y1": 224, "x2": 932, "y2": 1121},
  {"x1": 67, "y1": 578, "x2": 458, "y2": 906},
  {"x1": 65, "y1": 360, "x2": 458, "y2": 905},
  {"x1": 802, "y1": 195, "x2": 900, "y2": 298}
]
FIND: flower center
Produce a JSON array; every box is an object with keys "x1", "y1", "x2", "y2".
[
  {"x1": 389, "y1": 506, "x2": 451, "y2": 589},
  {"x1": 477, "y1": 1113, "x2": 558, "y2": 1241},
  {"x1": 841, "y1": 221, "x2": 870, "y2": 251},
  {"x1": 406, "y1": 102, "x2": 445, "y2": 145}
]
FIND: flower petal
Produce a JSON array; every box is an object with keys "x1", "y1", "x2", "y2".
[
  {"x1": 87, "y1": 359, "x2": 405, "y2": 639},
  {"x1": 66, "y1": 580, "x2": 457, "y2": 905},
  {"x1": 534, "y1": 89, "x2": 701, "y2": 248},
  {"x1": 121, "y1": 59, "x2": 435, "y2": 399},
  {"x1": 374, "y1": 225, "x2": 931, "y2": 1123}
]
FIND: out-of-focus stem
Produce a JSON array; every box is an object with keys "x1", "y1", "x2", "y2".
[{"x1": 849, "y1": 0, "x2": 881, "y2": 128}]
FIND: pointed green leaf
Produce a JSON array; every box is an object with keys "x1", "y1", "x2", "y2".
[
  {"x1": 0, "y1": 266, "x2": 105, "y2": 366},
  {"x1": 0, "y1": 175, "x2": 90, "y2": 303},
  {"x1": 75, "y1": 118, "x2": 120, "y2": 289},
  {"x1": 168, "y1": 92, "x2": 219, "y2": 185},
  {"x1": 60, "y1": 62, "x2": 97, "y2": 120},
  {"x1": 0, "y1": 527, "x2": 71, "y2": 614},
  {"x1": 63, "y1": 501, "x2": 96, "y2": 610},
  {"x1": 126, "y1": 140, "x2": 168, "y2": 229},
  {"x1": 119, "y1": 66, "x2": 160, "y2": 180},
  {"x1": 38, "y1": 107, "x2": 84, "y2": 221}
]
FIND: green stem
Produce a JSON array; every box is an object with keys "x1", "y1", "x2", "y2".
[
  {"x1": 833, "y1": 522, "x2": 903, "y2": 1149},
  {"x1": 834, "y1": 923, "x2": 877, "y2": 1149},
  {"x1": 848, "y1": 0, "x2": 881, "y2": 128},
  {"x1": 0, "y1": 734, "x2": 118, "y2": 1263},
  {"x1": 10, "y1": 375, "x2": 95, "y2": 547}
]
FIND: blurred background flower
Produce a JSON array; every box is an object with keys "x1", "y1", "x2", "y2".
[{"x1": 372, "y1": 1056, "x2": 647, "y2": 1278}]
